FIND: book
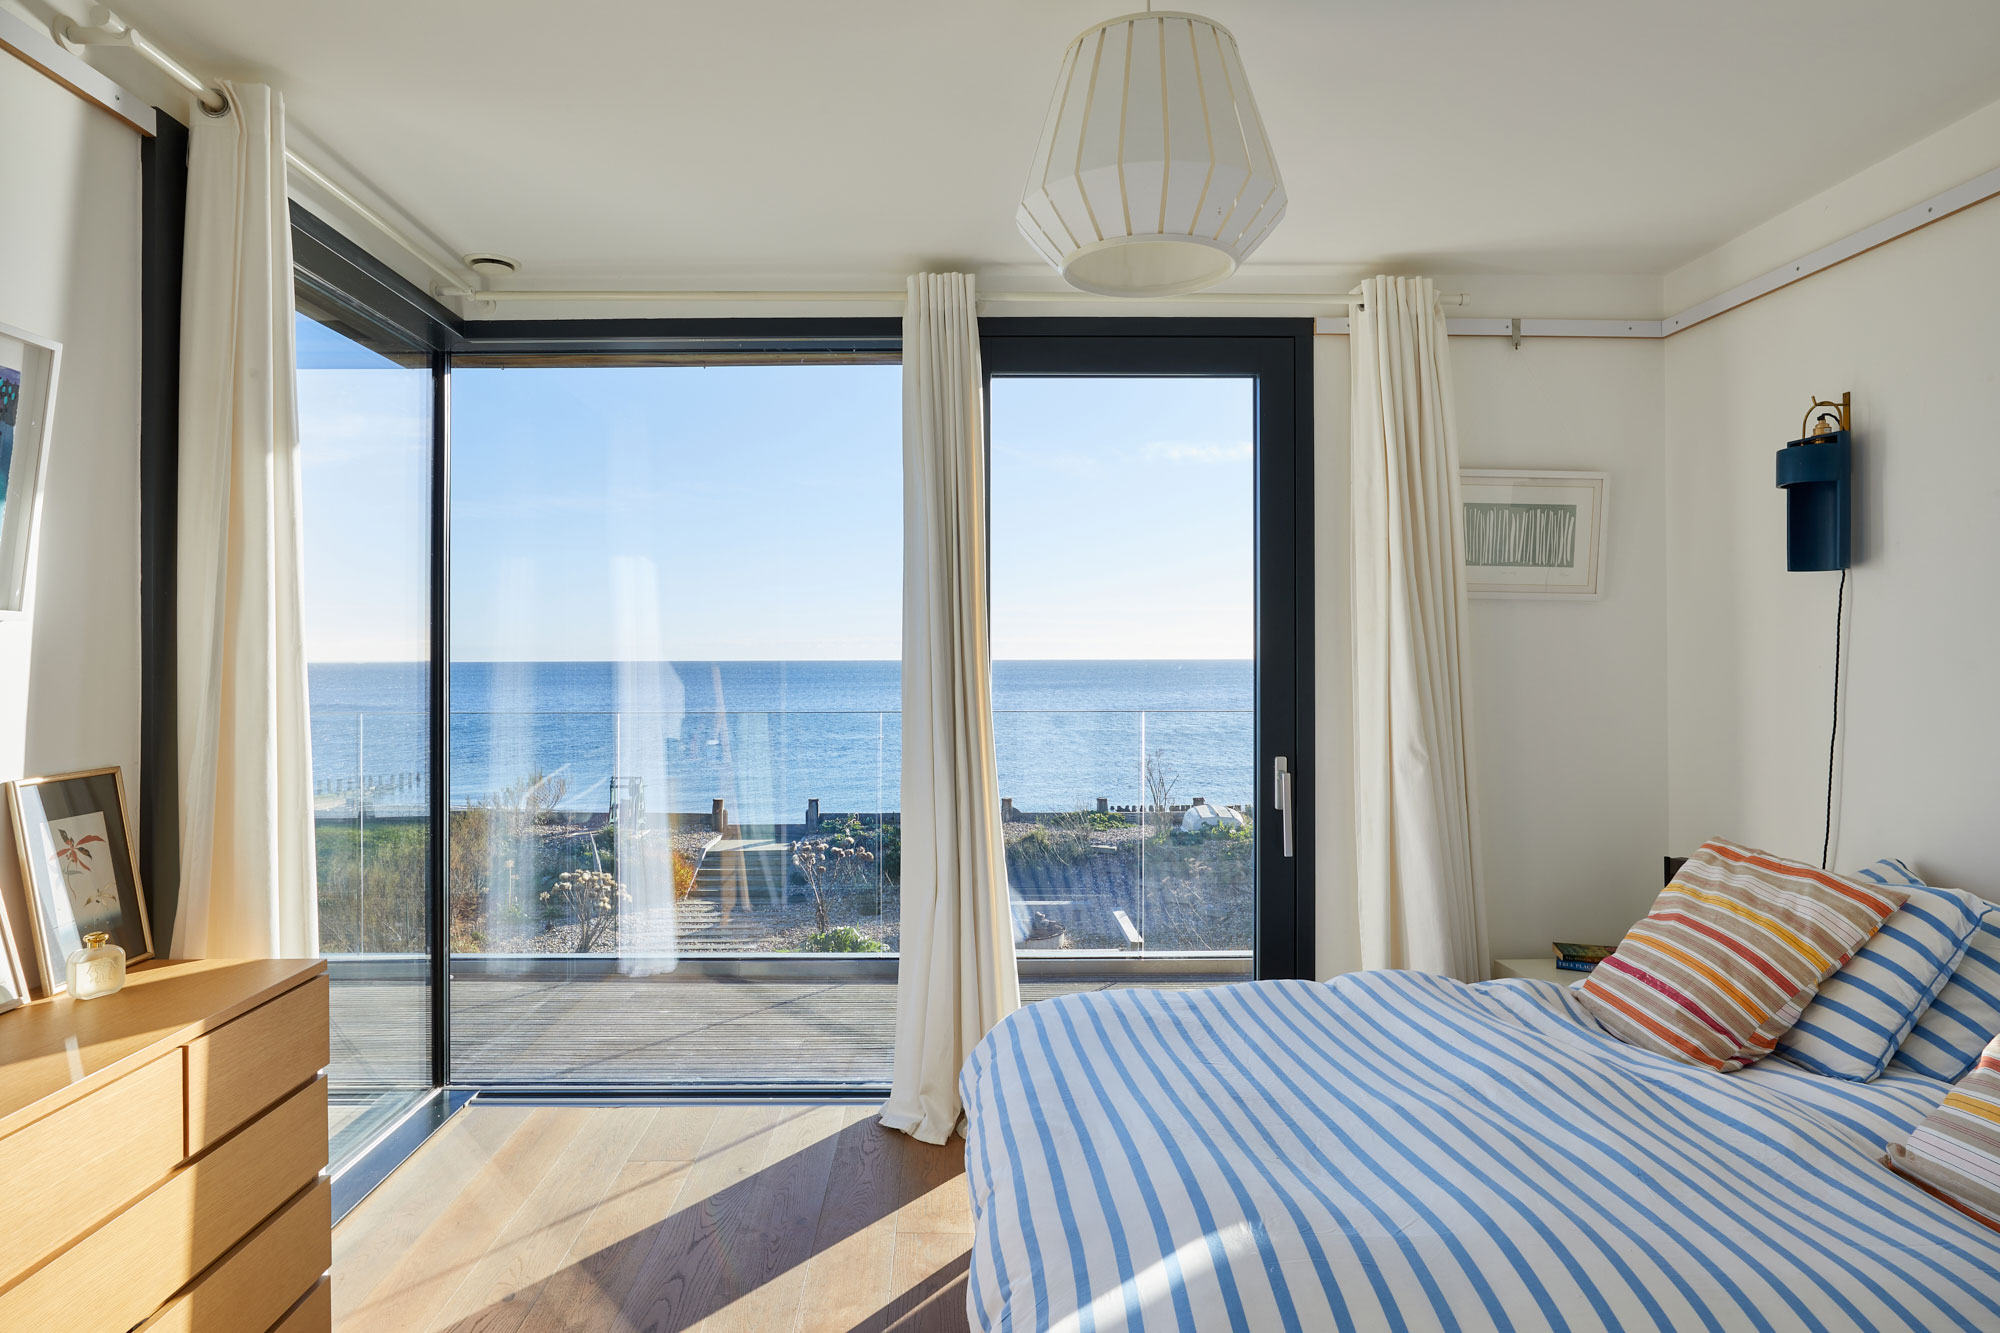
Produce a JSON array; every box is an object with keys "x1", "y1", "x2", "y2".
[{"x1": 1552, "y1": 941, "x2": 1616, "y2": 972}]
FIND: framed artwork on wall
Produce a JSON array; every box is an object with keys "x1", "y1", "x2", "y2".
[
  {"x1": 0, "y1": 320, "x2": 62, "y2": 619},
  {"x1": 1461, "y1": 469, "x2": 1610, "y2": 599},
  {"x1": 5, "y1": 768, "x2": 152, "y2": 994}
]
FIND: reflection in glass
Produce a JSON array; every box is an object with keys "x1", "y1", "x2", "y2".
[
  {"x1": 989, "y1": 378, "x2": 1256, "y2": 970},
  {"x1": 297, "y1": 306, "x2": 433, "y2": 1165},
  {"x1": 447, "y1": 363, "x2": 906, "y2": 1085}
]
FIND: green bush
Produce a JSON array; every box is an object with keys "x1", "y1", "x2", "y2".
[{"x1": 801, "y1": 925, "x2": 888, "y2": 953}]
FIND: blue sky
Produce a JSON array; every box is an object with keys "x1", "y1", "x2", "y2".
[{"x1": 297, "y1": 315, "x2": 1253, "y2": 662}]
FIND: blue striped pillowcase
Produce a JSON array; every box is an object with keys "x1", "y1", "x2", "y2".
[
  {"x1": 1775, "y1": 858, "x2": 1986, "y2": 1081},
  {"x1": 1892, "y1": 895, "x2": 2000, "y2": 1083}
]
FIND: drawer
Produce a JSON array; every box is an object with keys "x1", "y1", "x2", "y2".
[
  {"x1": 269, "y1": 1278, "x2": 331, "y2": 1333},
  {"x1": 137, "y1": 1178, "x2": 332, "y2": 1333},
  {"x1": 186, "y1": 974, "x2": 330, "y2": 1152},
  {"x1": 0, "y1": 1075, "x2": 328, "y2": 1333},
  {"x1": 0, "y1": 1051, "x2": 182, "y2": 1282}
]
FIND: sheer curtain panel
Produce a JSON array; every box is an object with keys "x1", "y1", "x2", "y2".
[
  {"x1": 881, "y1": 273, "x2": 1020, "y2": 1143},
  {"x1": 1350, "y1": 275, "x2": 1487, "y2": 981},
  {"x1": 172, "y1": 82, "x2": 318, "y2": 959}
]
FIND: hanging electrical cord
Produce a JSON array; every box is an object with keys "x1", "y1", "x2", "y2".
[{"x1": 1821, "y1": 568, "x2": 1848, "y2": 870}]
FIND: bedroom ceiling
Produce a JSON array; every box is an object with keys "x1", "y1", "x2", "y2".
[{"x1": 96, "y1": 0, "x2": 2000, "y2": 284}]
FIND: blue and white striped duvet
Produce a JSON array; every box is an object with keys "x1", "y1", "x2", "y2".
[{"x1": 960, "y1": 971, "x2": 2000, "y2": 1332}]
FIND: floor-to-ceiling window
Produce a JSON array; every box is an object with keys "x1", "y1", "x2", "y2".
[
  {"x1": 288, "y1": 269, "x2": 1311, "y2": 1115},
  {"x1": 295, "y1": 293, "x2": 436, "y2": 1167},
  {"x1": 984, "y1": 324, "x2": 1314, "y2": 981},
  {"x1": 446, "y1": 358, "x2": 908, "y2": 1086},
  {"x1": 989, "y1": 375, "x2": 1256, "y2": 974}
]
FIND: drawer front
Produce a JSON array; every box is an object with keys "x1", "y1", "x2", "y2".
[
  {"x1": 0, "y1": 1051, "x2": 183, "y2": 1282},
  {"x1": 137, "y1": 1178, "x2": 332, "y2": 1333},
  {"x1": 186, "y1": 974, "x2": 330, "y2": 1152},
  {"x1": 269, "y1": 1278, "x2": 331, "y2": 1333},
  {"x1": 0, "y1": 1076, "x2": 329, "y2": 1333}
]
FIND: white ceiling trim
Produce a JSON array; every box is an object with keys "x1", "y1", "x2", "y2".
[{"x1": 1314, "y1": 159, "x2": 2000, "y2": 341}]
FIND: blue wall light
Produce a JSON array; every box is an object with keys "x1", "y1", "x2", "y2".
[{"x1": 1777, "y1": 392, "x2": 1851, "y2": 571}]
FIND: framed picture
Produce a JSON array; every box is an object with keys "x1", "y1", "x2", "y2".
[
  {"x1": 6, "y1": 768, "x2": 151, "y2": 993},
  {"x1": 0, "y1": 321, "x2": 63, "y2": 619},
  {"x1": 1460, "y1": 469, "x2": 1610, "y2": 599}
]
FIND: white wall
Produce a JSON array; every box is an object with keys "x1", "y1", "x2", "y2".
[
  {"x1": 1663, "y1": 196, "x2": 2000, "y2": 897},
  {"x1": 1316, "y1": 329, "x2": 1667, "y2": 974},
  {"x1": 0, "y1": 50, "x2": 144, "y2": 988}
]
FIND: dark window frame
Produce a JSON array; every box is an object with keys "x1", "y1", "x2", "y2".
[
  {"x1": 981, "y1": 319, "x2": 1316, "y2": 981},
  {"x1": 146, "y1": 208, "x2": 1317, "y2": 1198}
]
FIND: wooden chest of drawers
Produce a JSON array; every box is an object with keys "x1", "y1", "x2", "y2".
[{"x1": 0, "y1": 958, "x2": 331, "y2": 1332}]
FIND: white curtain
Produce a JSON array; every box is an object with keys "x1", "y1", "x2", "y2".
[
  {"x1": 881, "y1": 273, "x2": 1020, "y2": 1144},
  {"x1": 171, "y1": 82, "x2": 318, "y2": 960},
  {"x1": 1350, "y1": 275, "x2": 1487, "y2": 980}
]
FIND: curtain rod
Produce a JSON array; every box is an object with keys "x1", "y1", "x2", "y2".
[
  {"x1": 58, "y1": 12, "x2": 481, "y2": 293},
  {"x1": 440, "y1": 287, "x2": 1471, "y2": 309}
]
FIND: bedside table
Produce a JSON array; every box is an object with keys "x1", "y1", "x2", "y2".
[{"x1": 1493, "y1": 957, "x2": 1584, "y2": 985}]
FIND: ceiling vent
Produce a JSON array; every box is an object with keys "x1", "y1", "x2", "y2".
[{"x1": 462, "y1": 253, "x2": 518, "y2": 276}]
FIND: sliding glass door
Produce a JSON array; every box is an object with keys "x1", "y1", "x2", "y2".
[
  {"x1": 290, "y1": 250, "x2": 1313, "y2": 1114},
  {"x1": 983, "y1": 324, "x2": 1313, "y2": 983},
  {"x1": 295, "y1": 294, "x2": 436, "y2": 1167}
]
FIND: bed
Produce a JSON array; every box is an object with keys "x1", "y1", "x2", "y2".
[{"x1": 959, "y1": 970, "x2": 2000, "y2": 1332}]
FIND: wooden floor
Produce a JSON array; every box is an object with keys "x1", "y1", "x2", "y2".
[{"x1": 334, "y1": 1102, "x2": 974, "y2": 1333}]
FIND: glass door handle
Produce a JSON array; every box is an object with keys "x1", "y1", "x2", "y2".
[{"x1": 1273, "y1": 756, "x2": 1294, "y2": 859}]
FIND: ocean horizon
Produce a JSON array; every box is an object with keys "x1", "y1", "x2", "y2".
[{"x1": 309, "y1": 659, "x2": 1253, "y2": 822}]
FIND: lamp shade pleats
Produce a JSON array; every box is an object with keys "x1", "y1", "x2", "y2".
[{"x1": 1017, "y1": 11, "x2": 1286, "y2": 297}]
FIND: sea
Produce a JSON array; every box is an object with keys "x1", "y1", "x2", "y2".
[{"x1": 308, "y1": 660, "x2": 1252, "y2": 823}]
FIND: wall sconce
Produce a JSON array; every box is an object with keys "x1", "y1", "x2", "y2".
[{"x1": 1776, "y1": 392, "x2": 1851, "y2": 571}]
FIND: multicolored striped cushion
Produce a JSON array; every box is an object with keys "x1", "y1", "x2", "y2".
[
  {"x1": 1578, "y1": 839, "x2": 1908, "y2": 1071},
  {"x1": 1776, "y1": 859, "x2": 1986, "y2": 1081},
  {"x1": 1884, "y1": 1033, "x2": 2000, "y2": 1231},
  {"x1": 1893, "y1": 898, "x2": 2000, "y2": 1082}
]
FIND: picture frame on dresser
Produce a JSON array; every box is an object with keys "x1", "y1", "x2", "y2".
[{"x1": 5, "y1": 767, "x2": 152, "y2": 995}]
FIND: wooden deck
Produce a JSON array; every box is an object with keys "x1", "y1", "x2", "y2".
[{"x1": 331, "y1": 970, "x2": 1245, "y2": 1088}]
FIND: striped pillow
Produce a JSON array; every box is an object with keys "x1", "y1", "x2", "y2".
[
  {"x1": 1893, "y1": 901, "x2": 2000, "y2": 1083},
  {"x1": 1883, "y1": 1033, "x2": 2000, "y2": 1231},
  {"x1": 1776, "y1": 859, "x2": 1986, "y2": 1081},
  {"x1": 1577, "y1": 839, "x2": 1908, "y2": 1071}
]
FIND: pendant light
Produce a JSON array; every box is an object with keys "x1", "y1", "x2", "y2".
[{"x1": 1017, "y1": 9, "x2": 1287, "y2": 297}]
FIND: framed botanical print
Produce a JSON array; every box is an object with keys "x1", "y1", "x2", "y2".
[
  {"x1": 6, "y1": 767, "x2": 151, "y2": 993},
  {"x1": 0, "y1": 320, "x2": 62, "y2": 619},
  {"x1": 1460, "y1": 469, "x2": 1610, "y2": 599}
]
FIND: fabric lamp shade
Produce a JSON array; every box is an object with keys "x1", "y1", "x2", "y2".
[{"x1": 1017, "y1": 11, "x2": 1286, "y2": 297}]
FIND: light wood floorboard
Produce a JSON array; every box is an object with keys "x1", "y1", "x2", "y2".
[{"x1": 335, "y1": 1103, "x2": 974, "y2": 1333}]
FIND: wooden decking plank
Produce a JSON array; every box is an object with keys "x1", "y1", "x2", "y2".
[{"x1": 330, "y1": 973, "x2": 1242, "y2": 1089}]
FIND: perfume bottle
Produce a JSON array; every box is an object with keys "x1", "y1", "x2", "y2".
[{"x1": 66, "y1": 932, "x2": 126, "y2": 1000}]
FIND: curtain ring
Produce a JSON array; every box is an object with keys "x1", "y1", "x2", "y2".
[{"x1": 199, "y1": 85, "x2": 231, "y2": 118}]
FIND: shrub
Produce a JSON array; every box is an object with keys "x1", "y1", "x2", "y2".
[
  {"x1": 802, "y1": 925, "x2": 887, "y2": 953},
  {"x1": 539, "y1": 869, "x2": 630, "y2": 952}
]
